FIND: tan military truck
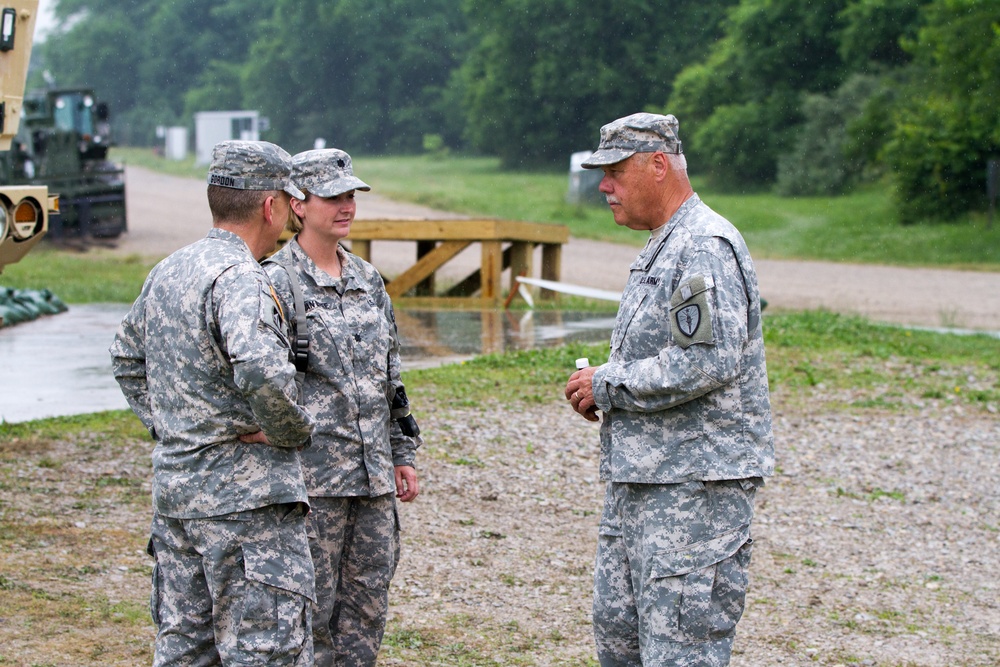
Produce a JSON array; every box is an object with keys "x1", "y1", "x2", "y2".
[{"x1": 0, "y1": 0, "x2": 58, "y2": 274}]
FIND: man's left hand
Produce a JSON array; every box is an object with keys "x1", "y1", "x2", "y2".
[
  {"x1": 395, "y1": 465, "x2": 420, "y2": 502},
  {"x1": 565, "y1": 367, "x2": 599, "y2": 422}
]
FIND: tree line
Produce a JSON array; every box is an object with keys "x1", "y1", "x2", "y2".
[{"x1": 36, "y1": 0, "x2": 1000, "y2": 223}]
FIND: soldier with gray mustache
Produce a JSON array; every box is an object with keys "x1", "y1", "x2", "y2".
[{"x1": 565, "y1": 113, "x2": 774, "y2": 667}]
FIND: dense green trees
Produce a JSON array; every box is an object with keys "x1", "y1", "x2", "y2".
[
  {"x1": 881, "y1": 0, "x2": 1000, "y2": 222},
  {"x1": 242, "y1": 0, "x2": 467, "y2": 155},
  {"x1": 35, "y1": 0, "x2": 1000, "y2": 222},
  {"x1": 458, "y1": 0, "x2": 736, "y2": 167},
  {"x1": 671, "y1": 0, "x2": 1000, "y2": 222},
  {"x1": 39, "y1": 0, "x2": 275, "y2": 144},
  {"x1": 670, "y1": 0, "x2": 869, "y2": 187}
]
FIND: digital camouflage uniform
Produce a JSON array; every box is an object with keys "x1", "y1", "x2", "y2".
[
  {"x1": 110, "y1": 141, "x2": 316, "y2": 667},
  {"x1": 582, "y1": 115, "x2": 774, "y2": 667},
  {"x1": 265, "y1": 148, "x2": 421, "y2": 667}
]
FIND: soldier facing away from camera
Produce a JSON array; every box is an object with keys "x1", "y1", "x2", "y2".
[
  {"x1": 565, "y1": 113, "x2": 774, "y2": 666},
  {"x1": 110, "y1": 140, "x2": 317, "y2": 666}
]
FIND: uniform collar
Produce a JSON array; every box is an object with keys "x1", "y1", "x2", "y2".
[
  {"x1": 207, "y1": 227, "x2": 254, "y2": 257},
  {"x1": 287, "y1": 236, "x2": 364, "y2": 292},
  {"x1": 632, "y1": 194, "x2": 701, "y2": 271}
]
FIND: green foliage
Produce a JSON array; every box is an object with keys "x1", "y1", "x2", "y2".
[
  {"x1": 841, "y1": 71, "x2": 901, "y2": 177},
  {"x1": 883, "y1": 95, "x2": 994, "y2": 224},
  {"x1": 837, "y1": 0, "x2": 928, "y2": 68},
  {"x1": 459, "y1": 0, "x2": 736, "y2": 167},
  {"x1": 880, "y1": 0, "x2": 1000, "y2": 223},
  {"x1": 0, "y1": 409, "x2": 147, "y2": 441},
  {"x1": 422, "y1": 134, "x2": 449, "y2": 156},
  {"x1": 708, "y1": 184, "x2": 999, "y2": 267},
  {"x1": 243, "y1": 0, "x2": 467, "y2": 155},
  {"x1": 407, "y1": 343, "x2": 610, "y2": 408},
  {"x1": 691, "y1": 98, "x2": 798, "y2": 188},
  {"x1": 762, "y1": 311, "x2": 1000, "y2": 410},
  {"x1": 666, "y1": 0, "x2": 1000, "y2": 225},
  {"x1": 668, "y1": 0, "x2": 851, "y2": 186},
  {"x1": 667, "y1": 54, "x2": 736, "y2": 137},
  {"x1": 724, "y1": 0, "x2": 849, "y2": 96},
  {"x1": 39, "y1": 0, "x2": 275, "y2": 145},
  {"x1": 33, "y1": 0, "x2": 1000, "y2": 229},
  {"x1": 776, "y1": 74, "x2": 884, "y2": 195},
  {"x1": 182, "y1": 62, "x2": 246, "y2": 117}
]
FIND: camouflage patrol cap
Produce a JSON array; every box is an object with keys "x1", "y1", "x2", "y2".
[
  {"x1": 207, "y1": 140, "x2": 305, "y2": 200},
  {"x1": 581, "y1": 112, "x2": 683, "y2": 169},
  {"x1": 291, "y1": 148, "x2": 371, "y2": 198}
]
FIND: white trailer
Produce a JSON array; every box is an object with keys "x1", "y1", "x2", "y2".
[{"x1": 194, "y1": 110, "x2": 260, "y2": 165}]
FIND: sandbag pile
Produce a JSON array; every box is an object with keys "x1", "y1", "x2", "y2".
[{"x1": 0, "y1": 288, "x2": 68, "y2": 327}]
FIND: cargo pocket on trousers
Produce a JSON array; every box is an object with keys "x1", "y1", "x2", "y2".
[
  {"x1": 646, "y1": 527, "x2": 751, "y2": 643},
  {"x1": 146, "y1": 537, "x2": 162, "y2": 627},
  {"x1": 391, "y1": 500, "x2": 402, "y2": 579},
  {"x1": 236, "y1": 541, "x2": 315, "y2": 663}
]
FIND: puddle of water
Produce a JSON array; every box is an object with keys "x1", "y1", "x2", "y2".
[
  {"x1": 0, "y1": 305, "x2": 615, "y2": 423},
  {"x1": 397, "y1": 309, "x2": 614, "y2": 369},
  {"x1": 0, "y1": 303, "x2": 133, "y2": 423}
]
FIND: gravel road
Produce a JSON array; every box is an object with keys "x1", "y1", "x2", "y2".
[{"x1": 113, "y1": 164, "x2": 1000, "y2": 333}]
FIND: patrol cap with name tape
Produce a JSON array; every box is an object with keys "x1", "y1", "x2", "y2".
[
  {"x1": 291, "y1": 148, "x2": 371, "y2": 198},
  {"x1": 581, "y1": 112, "x2": 683, "y2": 169},
  {"x1": 207, "y1": 140, "x2": 305, "y2": 200}
]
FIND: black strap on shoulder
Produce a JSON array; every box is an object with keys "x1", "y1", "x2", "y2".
[{"x1": 263, "y1": 255, "x2": 309, "y2": 380}]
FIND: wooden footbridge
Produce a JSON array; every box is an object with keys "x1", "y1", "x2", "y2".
[{"x1": 346, "y1": 219, "x2": 570, "y2": 307}]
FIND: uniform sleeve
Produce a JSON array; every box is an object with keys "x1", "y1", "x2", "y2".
[
  {"x1": 212, "y1": 264, "x2": 314, "y2": 449},
  {"x1": 379, "y1": 279, "x2": 421, "y2": 467},
  {"x1": 262, "y1": 261, "x2": 297, "y2": 340},
  {"x1": 109, "y1": 288, "x2": 155, "y2": 435},
  {"x1": 592, "y1": 242, "x2": 750, "y2": 413}
]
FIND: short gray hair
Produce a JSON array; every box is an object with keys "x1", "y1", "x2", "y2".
[{"x1": 666, "y1": 152, "x2": 688, "y2": 172}]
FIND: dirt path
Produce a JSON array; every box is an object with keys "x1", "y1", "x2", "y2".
[{"x1": 111, "y1": 164, "x2": 1000, "y2": 332}]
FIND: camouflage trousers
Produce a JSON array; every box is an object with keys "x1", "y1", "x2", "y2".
[
  {"x1": 593, "y1": 479, "x2": 758, "y2": 667},
  {"x1": 309, "y1": 494, "x2": 400, "y2": 667},
  {"x1": 148, "y1": 503, "x2": 316, "y2": 667}
]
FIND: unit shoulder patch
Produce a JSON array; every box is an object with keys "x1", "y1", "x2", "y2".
[{"x1": 669, "y1": 275, "x2": 715, "y2": 348}]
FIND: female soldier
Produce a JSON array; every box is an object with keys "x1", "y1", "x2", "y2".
[{"x1": 262, "y1": 148, "x2": 421, "y2": 667}]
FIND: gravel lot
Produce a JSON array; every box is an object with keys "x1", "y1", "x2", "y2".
[
  {"x1": 4, "y1": 385, "x2": 995, "y2": 665},
  {"x1": 379, "y1": 386, "x2": 1000, "y2": 666}
]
